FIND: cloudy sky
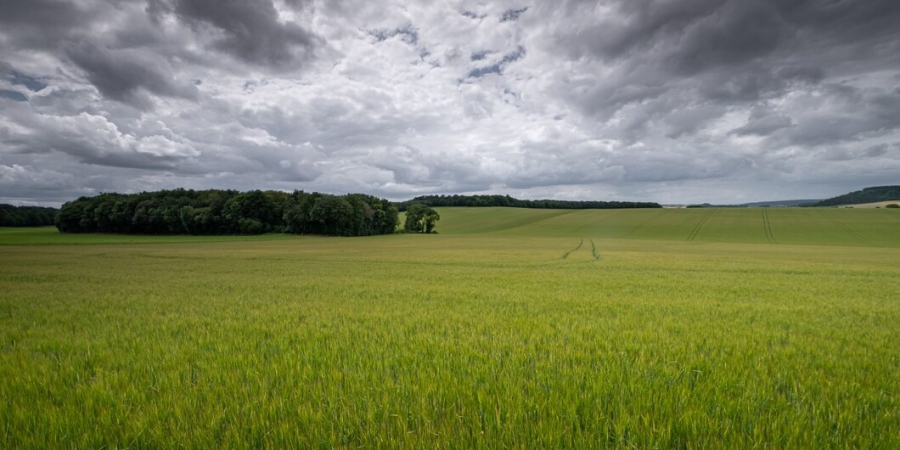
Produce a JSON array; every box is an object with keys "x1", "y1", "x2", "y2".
[{"x1": 1, "y1": 0, "x2": 899, "y2": 206}]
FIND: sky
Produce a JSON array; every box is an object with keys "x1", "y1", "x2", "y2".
[{"x1": 1, "y1": 0, "x2": 899, "y2": 207}]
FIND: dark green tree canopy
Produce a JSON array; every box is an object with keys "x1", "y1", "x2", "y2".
[
  {"x1": 55, "y1": 189, "x2": 398, "y2": 237},
  {"x1": 0, "y1": 204, "x2": 59, "y2": 227},
  {"x1": 403, "y1": 203, "x2": 440, "y2": 234},
  {"x1": 397, "y1": 194, "x2": 661, "y2": 211}
]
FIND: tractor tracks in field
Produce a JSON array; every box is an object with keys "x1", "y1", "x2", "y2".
[
  {"x1": 561, "y1": 238, "x2": 601, "y2": 262},
  {"x1": 762, "y1": 208, "x2": 778, "y2": 244},
  {"x1": 817, "y1": 209, "x2": 868, "y2": 245},
  {"x1": 561, "y1": 239, "x2": 583, "y2": 259},
  {"x1": 686, "y1": 209, "x2": 717, "y2": 242}
]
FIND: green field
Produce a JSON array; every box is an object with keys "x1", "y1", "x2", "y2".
[
  {"x1": 1, "y1": 208, "x2": 898, "y2": 448},
  {"x1": 435, "y1": 206, "x2": 900, "y2": 246}
]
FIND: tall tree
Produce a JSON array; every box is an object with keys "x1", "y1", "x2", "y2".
[{"x1": 404, "y1": 203, "x2": 440, "y2": 233}]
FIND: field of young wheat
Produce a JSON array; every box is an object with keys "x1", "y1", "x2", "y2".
[{"x1": 1, "y1": 208, "x2": 898, "y2": 448}]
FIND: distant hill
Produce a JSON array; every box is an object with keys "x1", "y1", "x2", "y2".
[
  {"x1": 813, "y1": 186, "x2": 900, "y2": 207},
  {"x1": 739, "y1": 199, "x2": 822, "y2": 207},
  {"x1": 684, "y1": 199, "x2": 821, "y2": 208}
]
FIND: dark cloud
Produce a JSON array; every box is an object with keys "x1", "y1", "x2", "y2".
[
  {"x1": 0, "y1": 0, "x2": 94, "y2": 47},
  {"x1": 65, "y1": 43, "x2": 199, "y2": 108},
  {"x1": 776, "y1": 65, "x2": 825, "y2": 85},
  {"x1": 0, "y1": 90, "x2": 28, "y2": 102},
  {"x1": 731, "y1": 107, "x2": 793, "y2": 137},
  {"x1": 776, "y1": 0, "x2": 900, "y2": 48},
  {"x1": 470, "y1": 51, "x2": 491, "y2": 61},
  {"x1": 154, "y1": 0, "x2": 320, "y2": 68},
  {"x1": 665, "y1": 2, "x2": 785, "y2": 75},
  {"x1": 466, "y1": 46, "x2": 526, "y2": 79},
  {"x1": 368, "y1": 25, "x2": 419, "y2": 46},
  {"x1": 500, "y1": 7, "x2": 528, "y2": 22},
  {"x1": 664, "y1": 105, "x2": 726, "y2": 138},
  {"x1": 554, "y1": 0, "x2": 723, "y2": 61},
  {"x1": 7, "y1": 69, "x2": 48, "y2": 92},
  {"x1": 461, "y1": 11, "x2": 486, "y2": 20},
  {"x1": 772, "y1": 84, "x2": 900, "y2": 147}
]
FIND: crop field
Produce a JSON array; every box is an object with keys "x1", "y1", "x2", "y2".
[
  {"x1": 1, "y1": 208, "x2": 899, "y2": 448},
  {"x1": 436, "y1": 207, "x2": 900, "y2": 247}
]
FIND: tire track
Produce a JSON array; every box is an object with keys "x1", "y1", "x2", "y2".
[
  {"x1": 762, "y1": 208, "x2": 778, "y2": 244},
  {"x1": 589, "y1": 238, "x2": 600, "y2": 261},
  {"x1": 686, "y1": 209, "x2": 716, "y2": 242},
  {"x1": 562, "y1": 239, "x2": 584, "y2": 259},
  {"x1": 817, "y1": 209, "x2": 868, "y2": 244}
]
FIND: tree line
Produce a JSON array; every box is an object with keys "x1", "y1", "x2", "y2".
[
  {"x1": 55, "y1": 189, "x2": 398, "y2": 236},
  {"x1": 0, "y1": 204, "x2": 59, "y2": 227},
  {"x1": 396, "y1": 194, "x2": 661, "y2": 211}
]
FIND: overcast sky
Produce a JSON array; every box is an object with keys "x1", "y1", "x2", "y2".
[{"x1": 2, "y1": 0, "x2": 899, "y2": 206}]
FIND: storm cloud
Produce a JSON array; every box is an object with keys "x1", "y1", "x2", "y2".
[{"x1": 1, "y1": 0, "x2": 899, "y2": 206}]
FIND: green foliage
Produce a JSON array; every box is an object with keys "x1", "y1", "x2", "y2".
[
  {"x1": 403, "y1": 203, "x2": 440, "y2": 233},
  {"x1": 1, "y1": 223, "x2": 898, "y2": 448},
  {"x1": 0, "y1": 204, "x2": 58, "y2": 227},
  {"x1": 284, "y1": 191, "x2": 398, "y2": 237},
  {"x1": 396, "y1": 194, "x2": 661, "y2": 211},
  {"x1": 54, "y1": 189, "x2": 398, "y2": 237},
  {"x1": 812, "y1": 185, "x2": 900, "y2": 206},
  {"x1": 886, "y1": 203, "x2": 899, "y2": 208}
]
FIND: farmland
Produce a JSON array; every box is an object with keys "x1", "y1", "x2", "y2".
[{"x1": 1, "y1": 207, "x2": 899, "y2": 448}]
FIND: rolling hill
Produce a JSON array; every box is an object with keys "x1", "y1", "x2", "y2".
[
  {"x1": 813, "y1": 185, "x2": 900, "y2": 206},
  {"x1": 434, "y1": 206, "x2": 900, "y2": 247}
]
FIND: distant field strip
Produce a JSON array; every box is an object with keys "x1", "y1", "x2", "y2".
[
  {"x1": 817, "y1": 209, "x2": 867, "y2": 245},
  {"x1": 685, "y1": 209, "x2": 716, "y2": 242},
  {"x1": 762, "y1": 208, "x2": 778, "y2": 244},
  {"x1": 619, "y1": 209, "x2": 665, "y2": 239},
  {"x1": 428, "y1": 207, "x2": 900, "y2": 247}
]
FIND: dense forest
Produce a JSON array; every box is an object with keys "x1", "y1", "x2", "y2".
[
  {"x1": 55, "y1": 189, "x2": 398, "y2": 236},
  {"x1": 397, "y1": 194, "x2": 661, "y2": 211},
  {"x1": 812, "y1": 186, "x2": 900, "y2": 206},
  {"x1": 0, "y1": 204, "x2": 59, "y2": 227}
]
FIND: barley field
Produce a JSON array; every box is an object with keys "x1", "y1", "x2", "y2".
[{"x1": 1, "y1": 207, "x2": 898, "y2": 448}]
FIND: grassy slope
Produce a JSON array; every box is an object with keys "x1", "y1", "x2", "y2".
[
  {"x1": 0, "y1": 226, "x2": 292, "y2": 245},
  {"x1": 435, "y1": 206, "x2": 900, "y2": 247},
  {"x1": 1, "y1": 209, "x2": 899, "y2": 448}
]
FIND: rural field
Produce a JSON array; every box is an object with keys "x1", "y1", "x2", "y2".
[{"x1": 1, "y1": 207, "x2": 898, "y2": 448}]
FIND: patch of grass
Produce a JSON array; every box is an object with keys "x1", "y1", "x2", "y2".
[
  {"x1": 0, "y1": 226, "x2": 297, "y2": 246},
  {"x1": 1, "y1": 209, "x2": 898, "y2": 448},
  {"x1": 435, "y1": 207, "x2": 900, "y2": 247}
]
